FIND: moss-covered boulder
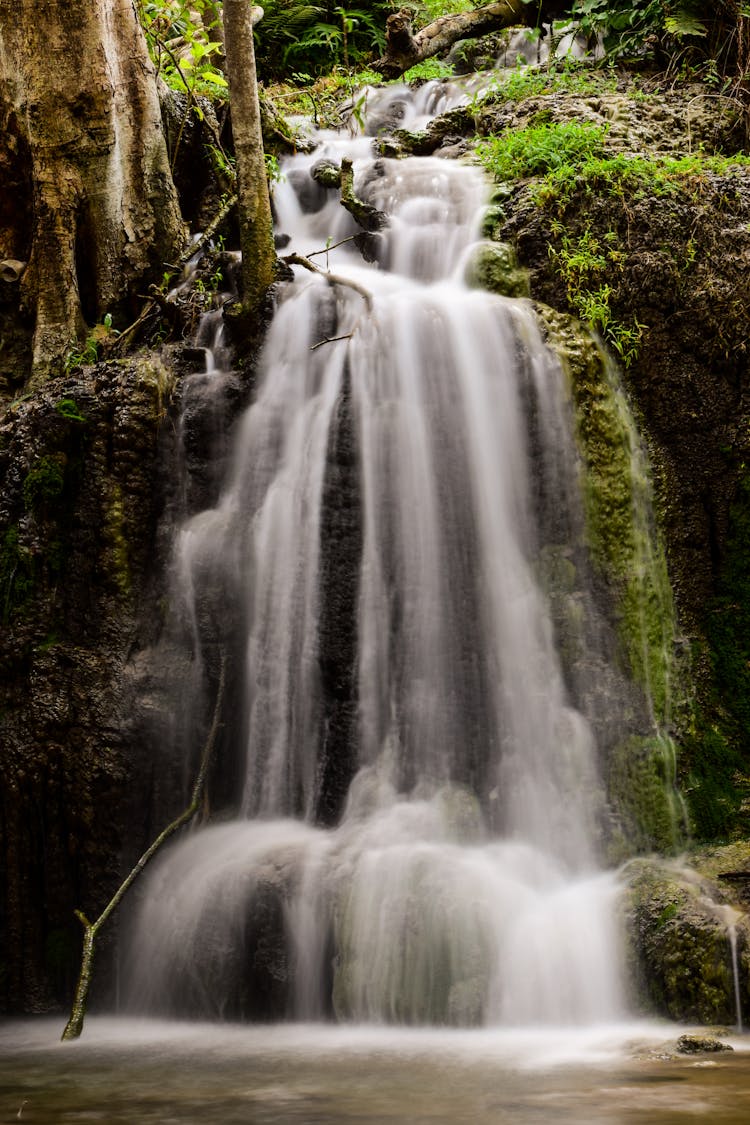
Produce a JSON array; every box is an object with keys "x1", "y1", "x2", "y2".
[
  {"x1": 623, "y1": 855, "x2": 750, "y2": 1024},
  {"x1": 464, "y1": 241, "x2": 530, "y2": 298}
]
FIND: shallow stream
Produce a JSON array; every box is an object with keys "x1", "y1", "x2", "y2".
[{"x1": 1, "y1": 1019, "x2": 749, "y2": 1124}]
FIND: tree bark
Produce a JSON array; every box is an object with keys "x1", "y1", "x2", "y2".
[
  {"x1": 372, "y1": 1, "x2": 544, "y2": 78},
  {"x1": 0, "y1": 0, "x2": 186, "y2": 385},
  {"x1": 222, "y1": 1, "x2": 276, "y2": 320}
]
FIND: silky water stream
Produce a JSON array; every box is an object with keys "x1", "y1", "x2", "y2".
[
  {"x1": 128, "y1": 78, "x2": 623, "y2": 1029},
  {"x1": 3, "y1": 78, "x2": 748, "y2": 1124}
]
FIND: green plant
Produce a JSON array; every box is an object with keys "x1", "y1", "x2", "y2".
[
  {"x1": 480, "y1": 58, "x2": 616, "y2": 104},
  {"x1": 569, "y1": 0, "x2": 750, "y2": 80},
  {"x1": 54, "y1": 398, "x2": 87, "y2": 424},
  {"x1": 265, "y1": 152, "x2": 284, "y2": 185},
  {"x1": 548, "y1": 228, "x2": 645, "y2": 366},
  {"x1": 256, "y1": 1, "x2": 387, "y2": 77},
  {"x1": 416, "y1": 0, "x2": 474, "y2": 21},
  {"x1": 403, "y1": 57, "x2": 455, "y2": 81},
  {"x1": 138, "y1": 0, "x2": 228, "y2": 96},
  {"x1": 475, "y1": 120, "x2": 608, "y2": 182},
  {"x1": 64, "y1": 335, "x2": 100, "y2": 374}
]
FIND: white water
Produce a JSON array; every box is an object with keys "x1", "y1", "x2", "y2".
[{"x1": 126, "y1": 79, "x2": 628, "y2": 1027}]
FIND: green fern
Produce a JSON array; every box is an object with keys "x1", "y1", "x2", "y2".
[{"x1": 664, "y1": 12, "x2": 707, "y2": 37}]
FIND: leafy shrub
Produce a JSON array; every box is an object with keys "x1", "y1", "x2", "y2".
[
  {"x1": 256, "y1": 1, "x2": 388, "y2": 77},
  {"x1": 474, "y1": 120, "x2": 607, "y2": 181}
]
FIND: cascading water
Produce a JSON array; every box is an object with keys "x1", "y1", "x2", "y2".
[{"x1": 125, "y1": 79, "x2": 635, "y2": 1027}]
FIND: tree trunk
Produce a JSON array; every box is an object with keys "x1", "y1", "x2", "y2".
[
  {"x1": 0, "y1": 0, "x2": 185, "y2": 385},
  {"x1": 222, "y1": 1, "x2": 276, "y2": 321},
  {"x1": 372, "y1": 1, "x2": 544, "y2": 78}
]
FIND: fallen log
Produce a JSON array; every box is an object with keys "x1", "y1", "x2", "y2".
[{"x1": 372, "y1": 1, "x2": 572, "y2": 79}]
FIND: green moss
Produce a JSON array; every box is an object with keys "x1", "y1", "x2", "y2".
[
  {"x1": 608, "y1": 735, "x2": 685, "y2": 859},
  {"x1": 104, "y1": 483, "x2": 131, "y2": 596},
  {"x1": 657, "y1": 901, "x2": 679, "y2": 927},
  {"x1": 538, "y1": 309, "x2": 676, "y2": 726},
  {"x1": 54, "y1": 397, "x2": 87, "y2": 424},
  {"x1": 22, "y1": 454, "x2": 65, "y2": 513},
  {"x1": 682, "y1": 724, "x2": 747, "y2": 840},
  {"x1": 464, "y1": 241, "x2": 530, "y2": 299},
  {"x1": 0, "y1": 525, "x2": 36, "y2": 623},
  {"x1": 625, "y1": 860, "x2": 738, "y2": 1024},
  {"x1": 684, "y1": 473, "x2": 750, "y2": 839},
  {"x1": 534, "y1": 150, "x2": 750, "y2": 212}
]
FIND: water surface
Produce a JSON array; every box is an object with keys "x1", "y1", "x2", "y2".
[{"x1": 1, "y1": 1019, "x2": 748, "y2": 1124}]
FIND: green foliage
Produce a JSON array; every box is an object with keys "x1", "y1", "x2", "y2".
[
  {"x1": 481, "y1": 59, "x2": 617, "y2": 103},
  {"x1": 571, "y1": 0, "x2": 707, "y2": 56},
  {"x1": 569, "y1": 0, "x2": 750, "y2": 79},
  {"x1": 536, "y1": 151, "x2": 750, "y2": 211},
  {"x1": 64, "y1": 335, "x2": 100, "y2": 374},
  {"x1": 548, "y1": 228, "x2": 644, "y2": 366},
  {"x1": 685, "y1": 472, "x2": 750, "y2": 838},
  {"x1": 415, "y1": 0, "x2": 474, "y2": 21},
  {"x1": 54, "y1": 398, "x2": 87, "y2": 424},
  {"x1": 474, "y1": 120, "x2": 608, "y2": 181},
  {"x1": 138, "y1": 0, "x2": 228, "y2": 97},
  {"x1": 682, "y1": 724, "x2": 747, "y2": 840},
  {"x1": 403, "y1": 57, "x2": 455, "y2": 81},
  {"x1": 265, "y1": 152, "x2": 283, "y2": 185},
  {"x1": 256, "y1": 1, "x2": 387, "y2": 78}
]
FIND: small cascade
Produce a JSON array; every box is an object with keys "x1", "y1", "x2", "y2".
[
  {"x1": 716, "y1": 904, "x2": 745, "y2": 1032},
  {"x1": 124, "y1": 76, "x2": 675, "y2": 1027},
  {"x1": 729, "y1": 923, "x2": 744, "y2": 1032}
]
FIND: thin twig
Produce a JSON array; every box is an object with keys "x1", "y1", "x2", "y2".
[
  {"x1": 179, "y1": 193, "x2": 238, "y2": 265},
  {"x1": 311, "y1": 333, "x2": 353, "y2": 351},
  {"x1": 61, "y1": 657, "x2": 227, "y2": 1040},
  {"x1": 306, "y1": 235, "x2": 360, "y2": 259},
  {"x1": 283, "y1": 252, "x2": 373, "y2": 309}
]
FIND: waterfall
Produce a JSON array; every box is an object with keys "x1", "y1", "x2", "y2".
[{"x1": 124, "y1": 80, "x2": 640, "y2": 1027}]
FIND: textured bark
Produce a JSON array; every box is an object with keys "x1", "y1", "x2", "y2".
[
  {"x1": 0, "y1": 0, "x2": 185, "y2": 384},
  {"x1": 373, "y1": 1, "x2": 533, "y2": 78},
  {"x1": 222, "y1": 1, "x2": 276, "y2": 318}
]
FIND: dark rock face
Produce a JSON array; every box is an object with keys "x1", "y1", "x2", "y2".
[{"x1": 0, "y1": 357, "x2": 184, "y2": 1013}]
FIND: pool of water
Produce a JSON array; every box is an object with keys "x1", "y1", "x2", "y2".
[{"x1": 1, "y1": 1019, "x2": 748, "y2": 1124}]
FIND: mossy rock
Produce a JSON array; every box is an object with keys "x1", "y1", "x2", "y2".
[
  {"x1": 608, "y1": 735, "x2": 685, "y2": 860},
  {"x1": 622, "y1": 857, "x2": 749, "y2": 1025},
  {"x1": 464, "y1": 241, "x2": 530, "y2": 299}
]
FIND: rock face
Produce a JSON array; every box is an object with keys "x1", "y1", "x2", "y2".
[
  {"x1": 0, "y1": 357, "x2": 182, "y2": 1012},
  {"x1": 623, "y1": 854, "x2": 750, "y2": 1025},
  {"x1": 470, "y1": 73, "x2": 750, "y2": 840}
]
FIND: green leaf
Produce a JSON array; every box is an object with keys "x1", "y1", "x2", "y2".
[
  {"x1": 664, "y1": 14, "x2": 707, "y2": 37},
  {"x1": 201, "y1": 70, "x2": 228, "y2": 86}
]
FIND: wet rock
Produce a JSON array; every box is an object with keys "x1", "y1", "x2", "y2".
[
  {"x1": 464, "y1": 241, "x2": 530, "y2": 299},
  {"x1": 675, "y1": 1034, "x2": 734, "y2": 1054},
  {"x1": 311, "y1": 158, "x2": 341, "y2": 189},
  {"x1": 286, "y1": 167, "x2": 328, "y2": 214},
  {"x1": 0, "y1": 354, "x2": 206, "y2": 1013},
  {"x1": 622, "y1": 857, "x2": 750, "y2": 1025}
]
